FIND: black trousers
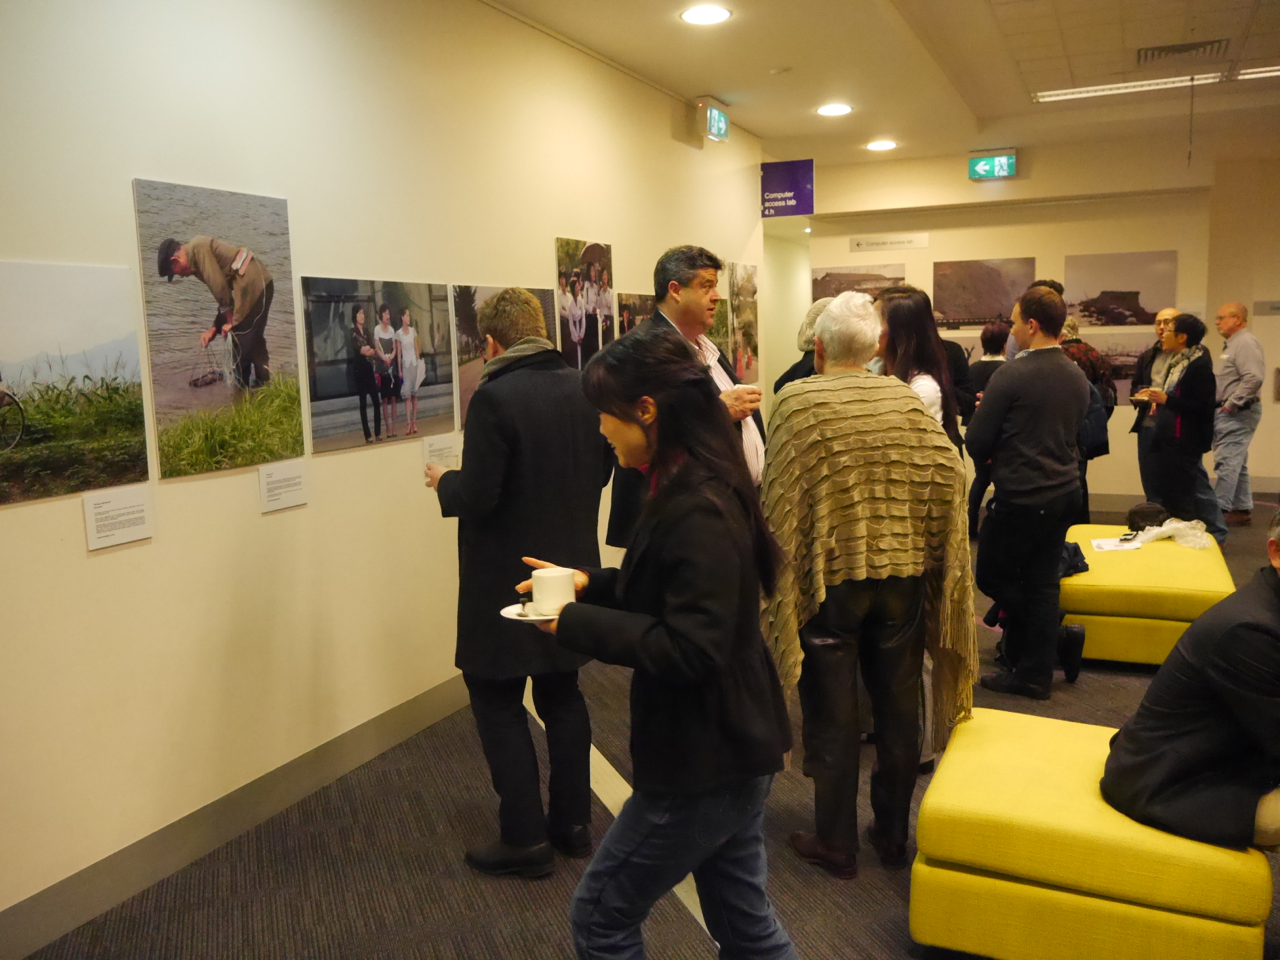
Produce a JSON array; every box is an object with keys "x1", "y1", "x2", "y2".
[
  {"x1": 1152, "y1": 448, "x2": 1198, "y2": 522},
  {"x1": 797, "y1": 576, "x2": 925, "y2": 854},
  {"x1": 1074, "y1": 460, "x2": 1092, "y2": 526},
  {"x1": 354, "y1": 365, "x2": 381, "y2": 439},
  {"x1": 968, "y1": 459, "x2": 992, "y2": 534},
  {"x1": 463, "y1": 671, "x2": 592, "y2": 846},
  {"x1": 229, "y1": 280, "x2": 273, "y2": 387},
  {"x1": 976, "y1": 489, "x2": 1080, "y2": 687}
]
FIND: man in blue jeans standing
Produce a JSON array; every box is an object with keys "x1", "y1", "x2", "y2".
[{"x1": 1212, "y1": 302, "x2": 1266, "y2": 527}]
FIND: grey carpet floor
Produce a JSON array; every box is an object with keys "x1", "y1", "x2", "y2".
[{"x1": 27, "y1": 504, "x2": 1280, "y2": 960}]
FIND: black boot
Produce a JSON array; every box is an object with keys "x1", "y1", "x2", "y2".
[
  {"x1": 464, "y1": 840, "x2": 554, "y2": 878},
  {"x1": 550, "y1": 824, "x2": 592, "y2": 858},
  {"x1": 980, "y1": 670, "x2": 1051, "y2": 701},
  {"x1": 1058, "y1": 624, "x2": 1086, "y2": 683}
]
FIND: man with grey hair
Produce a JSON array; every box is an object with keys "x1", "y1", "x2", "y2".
[
  {"x1": 763, "y1": 291, "x2": 977, "y2": 877},
  {"x1": 1212, "y1": 302, "x2": 1265, "y2": 526},
  {"x1": 1102, "y1": 508, "x2": 1280, "y2": 849}
]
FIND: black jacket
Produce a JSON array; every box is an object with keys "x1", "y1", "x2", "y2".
[
  {"x1": 558, "y1": 471, "x2": 791, "y2": 794},
  {"x1": 1151, "y1": 350, "x2": 1216, "y2": 456},
  {"x1": 943, "y1": 338, "x2": 978, "y2": 424},
  {"x1": 1128, "y1": 340, "x2": 1162, "y2": 433},
  {"x1": 1101, "y1": 566, "x2": 1280, "y2": 848},
  {"x1": 606, "y1": 313, "x2": 765, "y2": 547},
  {"x1": 773, "y1": 352, "x2": 815, "y2": 394},
  {"x1": 437, "y1": 349, "x2": 613, "y2": 678},
  {"x1": 969, "y1": 358, "x2": 1005, "y2": 395}
]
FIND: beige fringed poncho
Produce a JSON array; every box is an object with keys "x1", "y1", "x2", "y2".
[{"x1": 761, "y1": 369, "x2": 978, "y2": 747}]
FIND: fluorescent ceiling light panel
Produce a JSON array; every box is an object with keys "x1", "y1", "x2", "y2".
[
  {"x1": 681, "y1": 5, "x2": 731, "y2": 24},
  {"x1": 866, "y1": 140, "x2": 897, "y2": 151},
  {"x1": 1033, "y1": 73, "x2": 1223, "y2": 102},
  {"x1": 1238, "y1": 65, "x2": 1280, "y2": 79},
  {"x1": 817, "y1": 103, "x2": 852, "y2": 116}
]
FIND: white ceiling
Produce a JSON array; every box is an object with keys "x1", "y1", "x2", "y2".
[{"x1": 492, "y1": 0, "x2": 1280, "y2": 166}]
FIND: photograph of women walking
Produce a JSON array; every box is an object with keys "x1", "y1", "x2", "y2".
[
  {"x1": 134, "y1": 179, "x2": 304, "y2": 477},
  {"x1": 301, "y1": 277, "x2": 455, "y2": 452}
]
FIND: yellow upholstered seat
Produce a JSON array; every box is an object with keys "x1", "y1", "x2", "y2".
[
  {"x1": 1059, "y1": 524, "x2": 1234, "y2": 663},
  {"x1": 910, "y1": 708, "x2": 1273, "y2": 960}
]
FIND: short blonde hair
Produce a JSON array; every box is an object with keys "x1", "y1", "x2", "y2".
[
  {"x1": 478, "y1": 288, "x2": 547, "y2": 347},
  {"x1": 1060, "y1": 316, "x2": 1080, "y2": 340}
]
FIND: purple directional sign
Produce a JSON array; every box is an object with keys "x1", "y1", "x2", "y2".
[{"x1": 761, "y1": 159, "x2": 814, "y2": 218}]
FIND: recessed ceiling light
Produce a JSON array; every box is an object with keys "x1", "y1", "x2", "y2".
[
  {"x1": 681, "y1": 5, "x2": 731, "y2": 25},
  {"x1": 866, "y1": 140, "x2": 897, "y2": 151},
  {"x1": 804, "y1": 227, "x2": 812, "y2": 233},
  {"x1": 1033, "y1": 73, "x2": 1222, "y2": 102},
  {"x1": 816, "y1": 103, "x2": 852, "y2": 116}
]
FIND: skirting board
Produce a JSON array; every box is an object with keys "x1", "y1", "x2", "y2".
[{"x1": 0, "y1": 673, "x2": 470, "y2": 960}]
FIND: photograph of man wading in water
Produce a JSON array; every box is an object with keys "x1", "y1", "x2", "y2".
[{"x1": 133, "y1": 179, "x2": 304, "y2": 478}]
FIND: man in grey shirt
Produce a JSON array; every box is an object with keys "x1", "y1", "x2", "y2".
[{"x1": 1212, "y1": 302, "x2": 1266, "y2": 526}]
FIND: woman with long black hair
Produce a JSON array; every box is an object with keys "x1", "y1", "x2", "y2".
[
  {"x1": 879, "y1": 286, "x2": 962, "y2": 448},
  {"x1": 519, "y1": 325, "x2": 798, "y2": 960}
]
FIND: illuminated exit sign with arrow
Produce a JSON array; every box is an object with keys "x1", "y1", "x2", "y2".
[{"x1": 969, "y1": 151, "x2": 1017, "y2": 180}]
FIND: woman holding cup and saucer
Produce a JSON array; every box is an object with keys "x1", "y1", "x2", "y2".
[{"x1": 516, "y1": 326, "x2": 798, "y2": 960}]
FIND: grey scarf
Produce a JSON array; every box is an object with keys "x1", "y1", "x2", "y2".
[
  {"x1": 1155, "y1": 343, "x2": 1206, "y2": 395},
  {"x1": 478, "y1": 336, "x2": 558, "y2": 386}
]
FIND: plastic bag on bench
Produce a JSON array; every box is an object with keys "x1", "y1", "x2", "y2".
[{"x1": 1134, "y1": 517, "x2": 1214, "y2": 550}]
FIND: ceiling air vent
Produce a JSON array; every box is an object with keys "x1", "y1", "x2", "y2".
[{"x1": 1137, "y1": 39, "x2": 1230, "y2": 67}]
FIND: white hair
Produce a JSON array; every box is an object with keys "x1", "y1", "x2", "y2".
[{"x1": 814, "y1": 290, "x2": 881, "y2": 367}]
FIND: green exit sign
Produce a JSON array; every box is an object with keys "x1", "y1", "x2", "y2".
[
  {"x1": 969, "y1": 152, "x2": 1017, "y2": 180},
  {"x1": 706, "y1": 105, "x2": 729, "y2": 142}
]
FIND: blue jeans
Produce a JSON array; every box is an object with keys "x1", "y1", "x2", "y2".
[
  {"x1": 570, "y1": 775, "x2": 797, "y2": 960},
  {"x1": 1193, "y1": 461, "x2": 1228, "y2": 545},
  {"x1": 1213, "y1": 405, "x2": 1262, "y2": 512}
]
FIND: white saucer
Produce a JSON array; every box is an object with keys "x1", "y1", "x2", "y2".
[{"x1": 500, "y1": 603, "x2": 559, "y2": 623}]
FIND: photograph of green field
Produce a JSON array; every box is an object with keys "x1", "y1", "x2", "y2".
[
  {"x1": 0, "y1": 260, "x2": 149, "y2": 506},
  {"x1": 133, "y1": 179, "x2": 304, "y2": 478}
]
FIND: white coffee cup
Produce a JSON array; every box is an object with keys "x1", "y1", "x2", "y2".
[{"x1": 532, "y1": 567, "x2": 576, "y2": 616}]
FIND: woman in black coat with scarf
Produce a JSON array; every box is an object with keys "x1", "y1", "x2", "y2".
[
  {"x1": 519, "y1": 326, "x2": 798, "y2": 960},
  {"x1": 1133, "y1": 313, "x2": 1216, "y2": 523}
]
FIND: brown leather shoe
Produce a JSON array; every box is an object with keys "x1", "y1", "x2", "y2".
[
  {"x1": 1224, "y1": 510, "x2": 1252, "y2": 527},
  {"x1": 789, "y1": 830, "x2": 858, "y2": 879}
]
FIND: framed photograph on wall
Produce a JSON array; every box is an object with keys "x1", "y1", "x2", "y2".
[{"x1": 132, "y1": 179, "x2": 304, "y2": 477}]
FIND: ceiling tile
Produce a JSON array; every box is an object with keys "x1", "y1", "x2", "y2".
[
  {"x1": 1062, "y1": 23, "x2": 1125, "y2": 54},
  {"x1": 1123, "y1": 15, "x2": 1190, "y2": 49}
]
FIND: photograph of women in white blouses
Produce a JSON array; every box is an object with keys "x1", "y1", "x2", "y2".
[{"x1": 554, "y1": 237, "x2": 612, "y2": 370}]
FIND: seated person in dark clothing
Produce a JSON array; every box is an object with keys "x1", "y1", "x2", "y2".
[
  {"x1": 773, "y1": 296, "x2": 832, "y2": 394},
  {"x1": 1132, "y1": 314, "x2": 1216, "y2": 524},
  {"x1": 1101, "y1": 511, "x2": 1280, "y2": 849},
  {"x1": 967, "y1": 320, "x2": 1010, "y2": 532}
]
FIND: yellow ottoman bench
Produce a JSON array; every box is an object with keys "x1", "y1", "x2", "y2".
[
  {"x1": 910, "y1": 708, "x2": 1272, "y2": 960},
  {"x1": 1060, "y1": 523, "x2": 1234, "y2": 664}
]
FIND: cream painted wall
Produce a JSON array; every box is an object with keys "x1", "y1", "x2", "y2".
[
  {"x1": 816, "y1": 136, "x2": 1215, "y2": 216},
  {"x1": 760, "y1": 233, "x2": 812, "y2": 407},
  {"x1": 1206, "y1": 159, "x2": 1280, "y2": 485},
  {"x1": 0, "y1": 0, "x2": 762, "y2": 911},
  {"x1": 806, "y1": 191, "x2": 1212, "y2": 497}
]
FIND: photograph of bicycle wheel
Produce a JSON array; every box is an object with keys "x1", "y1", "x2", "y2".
[{"x1": 0, "y1": 260, "x2": 150, "y2": 505}]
